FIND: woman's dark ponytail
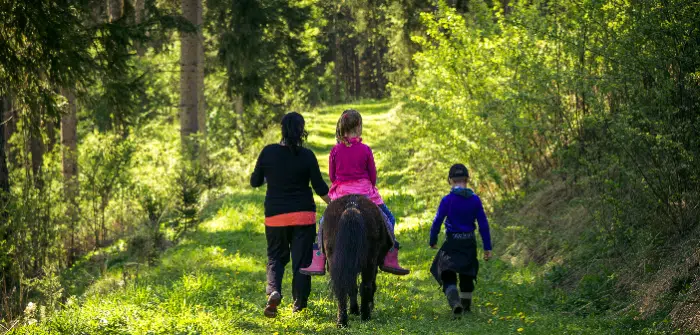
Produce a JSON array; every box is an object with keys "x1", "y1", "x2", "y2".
[{"x1": 281, "y1": 112, "x2": 308, "y2": 155}]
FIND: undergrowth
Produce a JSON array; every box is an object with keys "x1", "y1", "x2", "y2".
[{"x1": 6, "y1": 101, "x2": 679, "y2": 335}]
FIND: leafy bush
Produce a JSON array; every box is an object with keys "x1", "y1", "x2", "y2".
[{"x1": 400, "y1": 0, "x2": 700, "y2": 323}]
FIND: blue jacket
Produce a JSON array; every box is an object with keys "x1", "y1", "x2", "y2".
[{"x1": 429, "y1": 187, "x2": 492, "y2": 250}]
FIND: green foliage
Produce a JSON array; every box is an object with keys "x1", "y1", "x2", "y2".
[
  {"x1": 0, "y1": 0, "x2": 202, "y2": 321},
  {"x1": 203, "y1": 0, "x2": 434, "y2": 150},
  {"x1": 402, "y1": 1, "x2": 566, "y2": 199},
  {"x1": 172, "y1": 163, "x2": 204, "y2": 241},
  {"x1": 1, "y1": 0, "x2": 697, "y2": 332},
  {"x1": 0, "y1": 142, "x2": 68, "y2": 325},
  {"x1": 7, "y1": 102, "x2": 675, "y2": 335},
  {"x1": 206, "y1": 67, "x2": 289, "y2": 155},
  {"x1": 400, "y1": 0, "x2": 699, "y2": 326},
  {"x1": 0, "y1": 0, "x2": 92, "y2": 111},
  {"x1": 208, "y1": 0, "x2": 320, "y2": 105},
  {"x1": 80, "y1": 133, "x2": 135, "y2": 248}
]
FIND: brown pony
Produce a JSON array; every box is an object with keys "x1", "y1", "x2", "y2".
[{"x1": 323, "y1": 194, "x2": 393, "y2": 328}]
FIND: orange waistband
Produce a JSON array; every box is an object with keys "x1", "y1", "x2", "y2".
[{"x1": 265, "y1": 211, "x2": 316, "y2": 227}]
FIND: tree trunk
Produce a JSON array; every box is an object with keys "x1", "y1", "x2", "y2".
[
  {"x1": 233, "y1": 96, "x2": 244, "y2": 152},
  {"x1": 91, "y1": 0, "x2": 106, "y2": 23},
  {"x1": 501, "y1": 0, "x2": 512, "y2": 16},
  {"x1": 29, "y1": 112, "x2": 45, "y2": 189},
  {"x1": 0, "y1": 98, "x2": 11, "y2": 213},
  {"x1": 134, "y1": 0, "x2": 146, "y2": 56},
  {"x1": 100, "y1": 197, "x2": 108, "y2": 247},
  {"x1": 2, "y1": 95, "x2": 16, "y2": 165},
  {"x1": 109, "y1": 0, "x2": 123, "y2": 22},
  {"x1": 61, "y1": 88, "x2": 79, "y2": 265},
  {"x1": 179, "y1": 0, "x2": 203, "y2": 160},
  {"x1": 353, "y1": 47, "x2": 361, "y2": 99},
  {"x1": 334, "y1": 32, "x2": 341, "y2": 102},
  {"x1": 197, "y1": 16, "x2": 207, "y2": 164},
  {"x1": 46, "y1": 118, "x2": 57, "y2": 153},
  {"x1": 0, "y1": 96, "x2": 13, "y2": 293}
]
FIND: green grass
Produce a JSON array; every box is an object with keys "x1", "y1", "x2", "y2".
[{"x1": 10, "y1": 100, "x2": 666, "y2": 334}]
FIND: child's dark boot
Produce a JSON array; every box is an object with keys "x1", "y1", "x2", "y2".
[
  {"x1": 444, "y1": 285, "x2": 463, "y2": 317},
  {"x1": 460, "y1": 292, "x2": 472, "y2": 312}
]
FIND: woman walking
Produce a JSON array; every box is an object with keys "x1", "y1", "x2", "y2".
[{"x1": 250, "y1": 112, "x2": 331, "y2": 317}]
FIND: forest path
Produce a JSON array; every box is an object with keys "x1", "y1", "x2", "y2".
[{"x1": 13, "y1": 101, "x2": 626, "y2": 335}]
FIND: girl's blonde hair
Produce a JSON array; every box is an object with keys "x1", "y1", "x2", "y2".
[{"x1": 335, "y1": 109, "x2": 362, "y2": 145}]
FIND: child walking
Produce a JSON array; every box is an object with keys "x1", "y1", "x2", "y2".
[
  {"x1": 300, "y1": 109, "x2": 409, "y2": 276},
  {"x1": 429, "y1": 164, "x2": 492, "y2": 317}
]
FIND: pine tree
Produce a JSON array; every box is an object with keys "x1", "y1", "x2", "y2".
[{"x1": 179, "y1": 0, "x2": 204, "y2": 160}]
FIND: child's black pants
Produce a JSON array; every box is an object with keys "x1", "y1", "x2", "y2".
[
  {"x1": 441, "y1": 271, "x2": 475, "y2": 293},
  {"x1": 265, "y1": 224, "x2": 315, "y2": 304}
]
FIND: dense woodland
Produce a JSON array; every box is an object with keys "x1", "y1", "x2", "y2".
[{"x1": 1, "y1": 0, "x2": 699, "y2": 333}]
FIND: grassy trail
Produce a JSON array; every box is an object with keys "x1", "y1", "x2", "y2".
[{"x1": 13, "y1": 101, "x2": 633, "y2": 334}]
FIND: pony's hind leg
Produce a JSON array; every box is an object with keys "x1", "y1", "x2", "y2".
[
  {"x1": 350, "y1": 281, "x2": 360, "y2": 315},
  {"x1": 360, "y1": 266, "x2": 378, "y2": 321},
  {"x1": 337, "y1": 291, "x2": 349, "y2": 328}
]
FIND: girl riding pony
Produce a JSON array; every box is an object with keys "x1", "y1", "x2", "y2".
[{"x1": 300, "y1": 109, "x2": 409, "y2": 276}]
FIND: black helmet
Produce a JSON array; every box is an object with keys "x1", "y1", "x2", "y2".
[{"x1": 448, "y1": 164, "x2": 469, "y2": 179}]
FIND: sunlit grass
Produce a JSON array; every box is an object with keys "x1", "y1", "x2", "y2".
[{"x1": 10, "y1": 100, "x2": 664, "y2": 335}]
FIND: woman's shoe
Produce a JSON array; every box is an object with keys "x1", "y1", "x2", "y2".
[
  {"x1": 292, "y1": 300, "x2": 307, "y2": 313},
  {"x1": 264, "y1": 291, "x2": 282, "y2": 318}
]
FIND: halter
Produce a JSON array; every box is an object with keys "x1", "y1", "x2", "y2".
[{"x1": 344, "y1": 195, "x2": 360, "y2": 210}]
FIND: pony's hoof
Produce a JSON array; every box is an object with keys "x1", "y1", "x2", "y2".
[
  {"x1": 336, "y1": 321, "x2": 348, "y2": 328},
  {"x1": 350, "y1": 304, "x2": 360, "y2": 315}
]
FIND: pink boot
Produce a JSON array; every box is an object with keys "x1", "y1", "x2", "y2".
[
  {"x1": 380, "y1": 248, "x2": 410, "y2": 275},
  {"x1": 300, "y1": 250, "x2": 326, "y2": 276}
]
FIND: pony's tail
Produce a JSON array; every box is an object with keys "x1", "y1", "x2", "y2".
[{"x1": 330, "y1": 207, "x2": 367, "y2": 299}]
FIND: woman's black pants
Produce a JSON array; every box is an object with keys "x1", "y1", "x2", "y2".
[{"x1": 265, "y1": 224, "x2": 315, "y2": 304}]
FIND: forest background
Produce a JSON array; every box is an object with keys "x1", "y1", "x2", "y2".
[{"x1": 0, "y1": 0, "x2": 699, "y2": 333}]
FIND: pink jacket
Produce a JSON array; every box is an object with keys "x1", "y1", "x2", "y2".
[{"x1": 329, "y1": 137, "x2": 377, "y2": 185}]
